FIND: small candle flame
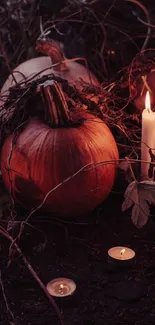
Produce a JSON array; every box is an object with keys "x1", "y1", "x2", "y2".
[
  {"x1": 58, "y1": 283, "x2": 65, "y2": 295},
  {"x1": 145, "y1": 91, "x2": 151, "y2": 112},
  {"x1": 120, "y1": 248, "x2": 125, "y2": 256},
  {"x1": 60, "y1": 284, "x2": 64, "y2": 289}
]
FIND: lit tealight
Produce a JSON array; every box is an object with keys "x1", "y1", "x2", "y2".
[
  {"x1": 108, "y1": 246, "x2": 135, "y2": 267},
  {"x1": 120, "y1": 248, "x2": 125, "y2": 257},
  {"x1": 46, "y1": 278, "x2": 76, "y2": 297}
]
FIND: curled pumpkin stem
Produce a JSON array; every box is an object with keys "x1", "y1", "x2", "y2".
[{"x1": 36, "y1": 39, "x2": 68, "y2": 72}]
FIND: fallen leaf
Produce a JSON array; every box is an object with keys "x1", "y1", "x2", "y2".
[
  {"x1": 119, "y1": 160, "x2": 129, "y2": 173},
  {"x1": 118, "y1": 159, "x2": 135, "y2": 183},
  {"x1": 122, "y1": 180, "x2": 155, "y2": 227}
]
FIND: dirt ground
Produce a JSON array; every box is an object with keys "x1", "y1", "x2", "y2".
[{"x1": 1, "y1": 189, "x2": 155, "y2": 325}]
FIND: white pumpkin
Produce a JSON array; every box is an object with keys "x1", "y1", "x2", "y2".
[{"x1": 0, "y1": 40, "x2": 99, "y2": 121}]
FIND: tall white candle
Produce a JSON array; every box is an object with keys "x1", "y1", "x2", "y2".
[{"x1": 141, "y1": 91, "x2": 155, "y2": 180}]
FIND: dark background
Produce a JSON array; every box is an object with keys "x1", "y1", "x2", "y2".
[{"x1": 1, "y1": 1, "x2": 155, "y2": 325}]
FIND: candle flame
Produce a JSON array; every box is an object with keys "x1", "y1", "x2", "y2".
[
  {"x1": 145, "y1": 91, "x2": 151, "y2": 112},
  {"x1": 60, "y1": 284, "x2": 64, "y2": 289},
  {"x1": 120, "y1": 248, "x2": 125, "y2": 255}
]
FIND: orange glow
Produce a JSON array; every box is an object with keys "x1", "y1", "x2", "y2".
[
  {"x1": 145, "y1": 91, "x2": 151, "y2": 112},
  {"x1": 60, "y1": 284, "x2": 64, "y2": 289},
  {"x1": 120, "y1": 248, "x2": 125, "y2": 256}
]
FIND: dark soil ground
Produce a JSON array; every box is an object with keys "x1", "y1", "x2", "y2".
[
  {"x1": 1, "y1": 1, "x2": 155, "y2": 325},
  {"x1": 1, "y1": 188, "x2": 155, "y2": 325}
]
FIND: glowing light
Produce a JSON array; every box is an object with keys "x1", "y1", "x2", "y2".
[
  {"x1": 145, "y1": 91, "x2": 151, "y2": 112},
  {"x1": 120, "y1": 248, "x2": 125, "y2": 256}
]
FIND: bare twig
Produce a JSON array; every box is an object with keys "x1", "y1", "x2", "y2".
[
  {"x1": 137, "y1": 17, "x2": 155, "y2": 29},
  {"x1": 0, "y1": 227, "x2": 64, "y2": 325},
  {"x1": 85, "y1": 7, "x2": 109, "y2": 78},
  {"x1": 126, "y1": 0, "x2": 151, "y2": 51},
  {"x1": 0, "y1": 37, "x2": 18, "y2": 86},
  {"x1": 125, "y1": 156, "x2": 137, "y2": 181},
  {"x1": 141, "y1": 75, "x2": 152, "y2": 94},
  {"x1": 0, "y1": 270, "x2": 14, "y2": 321}
]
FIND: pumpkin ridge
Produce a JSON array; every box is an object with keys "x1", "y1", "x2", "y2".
[{"x1": 79, "y1": 119, "x2": 117, "y2": 197}]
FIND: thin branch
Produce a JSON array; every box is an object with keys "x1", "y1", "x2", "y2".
[
  {"x1": 0, "y1": 228, "x2": 64, "y2": 325},
  {"x1": 125, "y1": 156, "x2": 137, "y2": 181},
  {"x1": 126, "y1": 0, "x2": 151, "y2": 51},
  {"x1": 0, "y1": 270, "x2": 14, "y2": 321},
  {"x1": 137, "y1": 17, "x2": 155, "y2": 29},
  {"x1": 0, "y1": 37, "x2": 18, "y2": 86}
]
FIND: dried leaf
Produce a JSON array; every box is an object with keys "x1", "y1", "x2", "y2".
[
  {"x1": 122, "y1": 180, "x2": 155, "y2": 227},
  {"x1": 119, "y1": 160, "x2": 129, "y2": 172},
  {"x1": 122, "y1": 181, "x2": 136, "y2": 211},
  {"x1": 118, "y1": 159, "x2": 133, "y2": 183}
]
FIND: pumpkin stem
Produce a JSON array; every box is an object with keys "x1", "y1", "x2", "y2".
[
  {"x1": 36, "y1": 39, "x2": 68, "y2": 72},
  {"x1": 39, "y1": 80, "x2": 71, "y2": 127}
]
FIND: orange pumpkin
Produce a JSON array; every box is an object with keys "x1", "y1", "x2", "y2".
[{"x1": 1, "y1": 81, "x2": 118, "y2": 218}]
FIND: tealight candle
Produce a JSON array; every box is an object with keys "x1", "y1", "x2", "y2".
[
  {"x1": 108, "y1": 246, "x2": 135, "y2": 267},
  {"x1": 46, "y1": 278, "x2": 76, "y2": 298}
]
